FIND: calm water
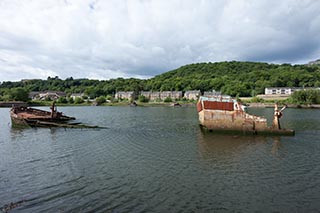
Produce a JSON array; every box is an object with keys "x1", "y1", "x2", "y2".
[{"x1": 0, "y1": 106, "x2": 320, "y2": 212}]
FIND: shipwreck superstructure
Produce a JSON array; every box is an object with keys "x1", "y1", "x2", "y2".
[{"x1": 197, "y1": 95, "x2": 294, "y2": 136}]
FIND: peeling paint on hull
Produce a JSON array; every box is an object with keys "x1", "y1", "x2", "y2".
[
  {"x1": 10, "y1": 105, "x2": 75, "y2": 128},
  {"x1": 197, "y1": 96, "x2": 295, "y2": 136}
]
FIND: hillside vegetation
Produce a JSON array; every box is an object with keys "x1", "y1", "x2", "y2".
[
  {"x1": 1, "y1": 61, "x2": 320, "y2": 101},
  {"x1": 146, "y1": 61, "x2": 320, "y2": 96}
]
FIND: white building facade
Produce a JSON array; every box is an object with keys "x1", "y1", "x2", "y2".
[
  {"x1": 264, "y1": 87, "x2": 320, "y2": 96},
  {"x1": 264, "y1": 87, "x2": 298, "y2": 95}
]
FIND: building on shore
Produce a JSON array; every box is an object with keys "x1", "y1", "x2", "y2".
[
  {"x1": 140, "y1": 91, "x2": 183, "y2": 101},
  {"x1": 159, "y1": 91, "x2": 182, "y2": 100},
  {"x1": 28, "y1": 92, "x2": 41, "y2": 100},
  {"x1": 264, "y1": 87, "x2": 320, "y2": 96},
  {"x1": 140, "y1": 91, "x2": 160, "y2": 101},
  {"x1": 170, "y1": 91, "x2": 183, "y2": 100},
  {"x1": 29, "y1": 91, "x2": 66, "y2": 100},
  {"x1": 159, "y1": 91, "x2": 183, "y2": 101},
  {"x1": 70, "y1": 93, "x2": 85, "y2": 100},
  {"x1": 265, "y1": 87, "x2": 299, "y2": 96},
  {"x1": 203, "y1": 90, "x2": 221, "y2": 98},
  {"x1": 115, "y1": 91, "x2": 135, "y2": 101},
  {"x1": 159, "y1": 91, "x2": 172, "y2": 100},
  {"x1": 184, "y1": 90, "x2": 201, "y2": 100}
]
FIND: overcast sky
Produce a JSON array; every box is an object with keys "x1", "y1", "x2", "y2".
[{"x1": 1, "y1": 0, "x2": 320, "y2": 81}]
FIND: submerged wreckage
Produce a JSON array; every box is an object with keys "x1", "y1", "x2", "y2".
[
  {"x1": 10, "y1": 102, "x2": 99, "y2": 128},
  {"x1": 197, "y1": 95, "x2": 294, "y2": 136}
]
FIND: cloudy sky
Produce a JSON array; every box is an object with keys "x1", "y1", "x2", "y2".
[{"x1": 1, "y1": 0, "x2": 320, "y2": 81}]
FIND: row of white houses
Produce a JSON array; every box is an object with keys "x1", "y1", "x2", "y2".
[
  {"x1": 115, "y1": 90, "x2": 201, "y2": 101},
  {"x1": 264, "y1": 87, "x2": 320, "y2": 96},
  {"x1": 28, "y1": 90, "x2": 201, "y2": 101}
]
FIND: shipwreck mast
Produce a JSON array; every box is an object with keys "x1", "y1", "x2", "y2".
[{"x1": 272, "y1": 103, "x2": 287, "y2": 130}]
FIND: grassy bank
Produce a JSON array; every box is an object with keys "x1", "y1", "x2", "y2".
[
  {"x1": 3, "y1": 97, "x2": 320, "y2": 109},
  {"x1": 240, "y1": 96, "x2": 320, "y2": 108}
]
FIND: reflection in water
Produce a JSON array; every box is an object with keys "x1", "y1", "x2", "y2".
[
  {"x1": 1, "y1": 107, "x2": 320, "y2": 212},
  {"x1": 197, "y1": 130, "x2": 269, "y2": 160},
  {"x1": 10, "y1": 128, "x2": 27, "y2": 141},
  {"x1": 197, "y1": 130, "x2": 285, "y2": 160},
  {"x1": 271, "y1": 137, "x2": 282, "y2": 156},
  {"x1": 10, "y1": 126, "x2": 66, "y2": 143}
]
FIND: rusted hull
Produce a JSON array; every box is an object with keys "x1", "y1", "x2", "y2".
[
  {"x1": 10, "y1": 106, "x2": 75, "y2": 128},
  {"x1": 10, "y1": 112, "x2": 72, "y2": 128},
  {"x1": 198, "y1": 109, "x2": 295, "y2": 136},
  {"x1": 10, "y1": 112, "x2": 31, "y2": 128},
  {"x1": 199, "y1": 124, "x2": 295, "y2": 136}
]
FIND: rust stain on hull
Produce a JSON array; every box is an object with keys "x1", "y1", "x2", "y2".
[
  {"x1": 197, "y1": 96, "x2": 294, "y2": 136},
  {"x1": 10, "y1": 103, "x2": 76, "y2": 128}
]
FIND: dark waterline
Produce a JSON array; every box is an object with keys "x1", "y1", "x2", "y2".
[{"x1": 1, "y1": 106, "x2": 320, "y2": 212}]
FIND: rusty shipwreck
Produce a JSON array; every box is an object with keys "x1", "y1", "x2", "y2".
[
  {"x1": 10, "y1": 102, "x2": 99, "y2": 128},
  {"x1": 197, "y1": 95, "x2": 294, "y2": 136}
]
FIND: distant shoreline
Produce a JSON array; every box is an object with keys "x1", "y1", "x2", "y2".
[
  {"x1": 0, "y1": 101, "x2": 27, "y2": 107},
  {"x1": 1, "y1": 101, "x2": 320, "y2": 109},
  {"x1": 247, "y1": 103, "x2": 320, "y2": 109}
]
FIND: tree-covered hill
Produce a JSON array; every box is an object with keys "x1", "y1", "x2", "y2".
[
  {"x1": 146, "y1": 61, "x2": 320, "y2": 96},
  {"x1": 1, "y1": 61, "x2": 320, "y2": 101}
]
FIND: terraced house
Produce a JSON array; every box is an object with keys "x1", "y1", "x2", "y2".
[
  {"x1": 265, "y1": 87, "x2": 320, "y2": 96},
  {"x1": 115, "y1": 91, "x2": 136, "y2": 101},
  {"x1": 184, "y1": 90, "x2": 201, "y2": 100},
  {"x1": 29, "y1": 91, "x2": 66, "y2": 100}
]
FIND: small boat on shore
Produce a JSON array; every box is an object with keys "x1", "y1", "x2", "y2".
[
  {"x1": 197, "y1": 95, "x2": 294, "y2": 136},
  {"x1": 10, "y1": 102, "x2": 99, "y2": 128}
]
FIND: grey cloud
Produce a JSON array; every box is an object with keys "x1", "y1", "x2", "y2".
[{"x1": 1, "y1": 0, "x2": 320, "y2": 81}]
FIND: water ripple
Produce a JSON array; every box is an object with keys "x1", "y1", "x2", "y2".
[{"x1": 1, "y1": 107, "x2": 320, "y2": 212}]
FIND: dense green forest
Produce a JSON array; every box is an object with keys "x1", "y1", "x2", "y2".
[
  {"x1": 1, "y1": 61, "x2": 320, "y2": 102},
  {"x1": 146, "y1": 61, "x2": 320, "y2": 96}
]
